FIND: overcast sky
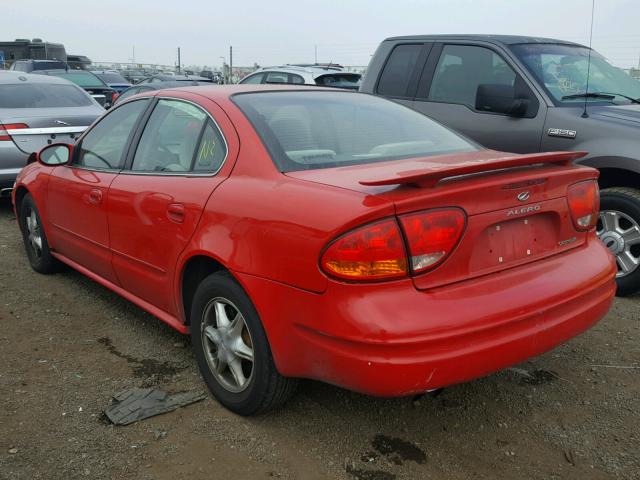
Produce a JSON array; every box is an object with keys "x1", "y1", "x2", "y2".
[{"x1": 5, "y1": 0, "x2": 640, "y2": 69}]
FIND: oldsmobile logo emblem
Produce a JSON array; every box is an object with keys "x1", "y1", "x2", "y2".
[{"x1": 517, "y1": 191, "x2": 530, "y2": 202}]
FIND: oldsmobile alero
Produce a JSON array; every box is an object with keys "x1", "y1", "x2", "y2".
[{"x1": 12, "y1": 85, "x2": 616, "y2": 415}]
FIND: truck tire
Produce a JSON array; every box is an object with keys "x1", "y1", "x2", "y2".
[{"x1": 598, "y1": 187, "x2": 640, "y2": 296}]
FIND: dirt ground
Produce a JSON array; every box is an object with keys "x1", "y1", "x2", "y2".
[{"x1": 0, "y1": 197, "x2": 638, "y2": 480}]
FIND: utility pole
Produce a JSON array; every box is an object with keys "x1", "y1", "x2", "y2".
[
  {"x1": 314, "y1": 44, "x2": 317, "y2": 64},
  {"x1": 177, "y1": 47, "x2": 181, "y2": 73},
  {"x1": 229, "y1": 46, "x2": 233, "y2": 84}
]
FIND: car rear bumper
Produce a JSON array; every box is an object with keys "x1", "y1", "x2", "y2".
[{"x1": 236, "y1": 236, "x2": 616, "y2": 397}]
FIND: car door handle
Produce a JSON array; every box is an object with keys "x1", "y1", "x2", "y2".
[
  {"x1": 167, "y1": 203, "x2": 185, "y2": 223},
  {"x1": 88, "y1": 188, "x2": 102, "y2": 205}
]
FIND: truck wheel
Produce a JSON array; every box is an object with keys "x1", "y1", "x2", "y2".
[
  {"x1": 190, "y1": 272, "x2": 298, "y2": 415},
  {"x1": 597, "y1": 187, "x2": 640, "y2": 296}
]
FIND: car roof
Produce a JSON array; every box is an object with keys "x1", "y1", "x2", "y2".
[
  {"x1": 383, "y1": 34, "x2": 585, "y2": 47},
  {"x1": 0, "y1": 70, "x2": 77, "y2": 85},
  {"x1": 144, "y1": 84, "x2": 341, "y2": 101},
  {"x1": 255, "y1": 65, "x2": 347, "y2": 75}
]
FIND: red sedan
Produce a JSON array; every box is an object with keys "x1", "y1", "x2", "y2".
[{"x1": 12, "y1": 85, "x2": 616, "y2": 415}]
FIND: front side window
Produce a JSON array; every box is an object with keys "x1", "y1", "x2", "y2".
[
  {"x1": 511, "y1": 43, "x2": 640, "y2": 105},
  {"x1": 233, "y1": 91, "x2": 477, "y2": 172},
  {"x1": 377, "y1": 44, "x2": 423, "y2": 97},
  {"x1": 132, "y1": 99, "x2": 225, "y2": 173},
  {"x1": 75, "y1": 99, "x2": 149, "y2": 170},
  {"x1": 428, "y1": 44, "x2": 516, "y2": 108}
]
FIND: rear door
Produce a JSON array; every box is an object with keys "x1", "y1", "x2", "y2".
[
  {"x1": 46, "y1": 98, "x2": 150, "y2": 282},
  {"x1": 411, "y1": 43, "x2": 546, "y2": 153},
  {"x1": 107, "y1": 94, "x2": 237, "y2": 316}
]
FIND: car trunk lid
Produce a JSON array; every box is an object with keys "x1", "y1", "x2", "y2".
[{"x1": 286, "y1": 150, "x2": 599, "y2": 289}]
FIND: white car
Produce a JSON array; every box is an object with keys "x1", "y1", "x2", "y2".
[{"x1": 239, "y1": 64, "x2": 361, "y2": 90}]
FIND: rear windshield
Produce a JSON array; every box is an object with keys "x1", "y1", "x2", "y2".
[
  {"x1": 53, "y1": 72, "x2": 106, "y2": 88},
  {"x1": 0, "y1": 83, "x2": 93, "y2": 108},
  {"x1": 232, "y1": 91, "x2": 477, "y2": 171},
  {"x1": 314, "y1": 73, "x2": 361, "y2": 90},
  {"x1": 95, "y1": 72, "x2": 129, "y2": 84}
]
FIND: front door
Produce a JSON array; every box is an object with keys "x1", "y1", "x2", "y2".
[
  {"x1": 411, "y1": 43, "x2": 546, "y2": 154},
  {"x1": 108, "y1": 97, "x2": 232, "y2": 316},
  {"x1": 47, "y1": 98, "x2": 150, "y2": 282}
]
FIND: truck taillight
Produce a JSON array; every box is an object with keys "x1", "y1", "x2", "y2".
[
  {"x1": 321, "y1": 219, "x2": 408, "y2": 281},
  {"x1": 568, "y1": 181, "x2": 599, "y2": 230},
  {"x1": 398, "y1": 208, "x2": 466, "y2": 273},
  {"x1": 0, "y1": 123, "x2": 28, "y2": 141}
]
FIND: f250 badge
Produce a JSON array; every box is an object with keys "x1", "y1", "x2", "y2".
[
  {"x1": 507, "y1": 205, "x2": 541, "y2": 216},
  {"x1": 548, "y1": 128, "x2": 577, "y2": 139}
]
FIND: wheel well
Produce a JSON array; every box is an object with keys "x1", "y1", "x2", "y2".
[
  {"x1": 597, "y1": 168, "x2": 640, "y2": 190},
  {"x1": 13, "y1": 186, "x2": 29, "y2": 214},
  {"x1": 181, "y1": 255, "x2": 227, "y2": 325}
]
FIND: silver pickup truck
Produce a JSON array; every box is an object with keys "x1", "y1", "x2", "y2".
[{"x1": 361, "y1": 34, "x2": 640, "y2": 296}]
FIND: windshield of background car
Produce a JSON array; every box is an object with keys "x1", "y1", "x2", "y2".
[
  {"x1": 54, "y1": 72, "x2": 107, "y2": 88},
  {"x1": 0, "y1": 83, "x2": 93, "y2": 108},
  {"x1": 314, "y1": 73, "x2": 361, "y2": 90},
  {"x1": 511, "y1": 43, "x2": 640, "y2": 105},
  {"x1": 96, "y1": 72, "x2": 129, "y2": 84},
  {"x1": 232, "y1": 91, "x2": 478, "y2": 171}
]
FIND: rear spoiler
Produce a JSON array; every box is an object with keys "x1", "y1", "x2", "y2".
[{"x1": 359, "y1": 151, "x2": 587, "y2": 188}]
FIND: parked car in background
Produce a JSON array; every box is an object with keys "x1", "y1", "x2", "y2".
[
  {"x1": 67, "y1": 55, "x2": 92, "y2": 70},
  {"x1": 200, "y1": 70, "x2": 224, "y2": 83},
  {"x1": 9, "y1": 59, "x2": 68, "y2": 72},
  {"x1": 13, "y1": 85, "x2": 615, "y2": 415},
  {"x1": 113, "y1": 80, "x2": 209, "y2": 105},
  {"x1": 122, "y1": 69, "x2": 148, "y2": 84},
  {"x1": 137, "y1": 74, "x2": 214, "y2": 84},
  {"x1": 239, "y1": 65, "x2": 361, "y2": 89},
  {"x1": 32, "y1": 69, "x2": 116, "y2": 108},
  {"x1": 0, "y1": 71, "x2": 102, "y2": 196},
  {"x1": 91, "y1": 70, "x2": 132, "y2": 93},
  {"x1": 362, "y1": 34, "x2": 640, "y2": 295}
]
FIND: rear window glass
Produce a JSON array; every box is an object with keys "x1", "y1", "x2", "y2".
[
  {"x1": 95, "y1": 72, "x2": 129, "y2": 84},
  {"x1": 0, "y1": 83, "x2": 93, "y2": 108},
  {"x1": 53, "y1": 72, "x2": 106, "y2": 88},
  {"x1": 232, "y1": 91, "x2": 477, "y2": 172},
  {"x1": 314, "y1": 73, "x2": 361, "y2": 90}
]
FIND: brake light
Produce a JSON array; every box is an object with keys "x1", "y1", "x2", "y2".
[
  {"x1": 0, "y1": 123, "x2": 28, "y2": 141},
  {"x1": 399, "y1": 208, "x2": 466, "y2": 273},
  {"x1": 111, "y1": 92, "x2": 119, "y2": 103},
  {"x1": 321, "y1": 219, "x2": 407, "y2": 281},
  {"x1": 567, "y1": 181, "x2": 599, "y2": 230}
]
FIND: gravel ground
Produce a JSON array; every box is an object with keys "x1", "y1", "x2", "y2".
[{"x1": 0, "y1": 197, "x2": 638, "y2": 480}]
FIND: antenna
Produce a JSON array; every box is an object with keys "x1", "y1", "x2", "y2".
[{"x1": 582, "y1": 0, "x2": 596, "y2": 118}]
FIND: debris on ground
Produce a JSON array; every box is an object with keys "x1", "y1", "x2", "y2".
[{"x1": 104, "y1": 388, "x2": 206, "y2": 426}]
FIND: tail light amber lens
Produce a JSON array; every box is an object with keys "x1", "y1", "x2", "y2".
[
  {"x1": 321, "y1": 219, "x2": 408, "y2": 281},
  {"x1": 568, "y1": 181, "x2": 599, "y2": 230},
  {"x1": 398, "y1": 208, "x2": 466, "y2": 273}
]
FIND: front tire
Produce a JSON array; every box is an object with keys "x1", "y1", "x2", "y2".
[
  {"x1": 598, "y1": 187, "x2": 640, "y2": 296},
  {"x1": 190, "y1": 272, "x2": 297, "y2": 415},
  {"x1": 18, "y1": 193, "x2": 60, "y2": 274}
]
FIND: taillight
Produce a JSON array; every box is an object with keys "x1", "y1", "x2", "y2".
[
  {"x1": 567, "y1": 181, "x2": 599, "y2": 230},
  {"x1": 111, "y1": 92, "x2": 119, "y2": 103},
  {"x1": 0, "y1": 123, "x2": 28, "y2": 141},
  {"x1": 321, "y1": 219, "x2": 408, "y2": 281},
  {"x1": 398, "y1": 208, "x2": 466, "y2": 273}
]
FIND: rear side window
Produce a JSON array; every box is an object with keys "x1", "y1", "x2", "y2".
[
  {"x1": 233, "y1": 91, "x2": 477, "y2": 172},
  {"x1": 0, "y1": 83, "x2": 93, "y2": 108},
  {"x1": 132, "y1": 99, "x2": 226, "y2": 173},
  {"x1": 265, "y1": 72, "x2": 289, "y2": 84},
  {"x1": 75, "y1": 99, "x2": 149, "y2": 170},
  {"x1": 241, "y1": 73, "x2": 264, "y2": 84},
  {"x1": 377, "y1": 44, "x2": 422, "y2": 97}
]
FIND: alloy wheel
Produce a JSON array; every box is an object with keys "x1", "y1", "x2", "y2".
[
  {"x1": 25, "y1": 209, "x2": 43, "y2": 259},
  {"x1": 597, "y1": 209, "x2": 640, "y2": 278},
  {"x1": 200, "y1": 297, "x2": 254, "y2": 393}
]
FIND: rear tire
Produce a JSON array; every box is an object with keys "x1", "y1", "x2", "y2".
[
  {"x1": 190, "y1": 272, "x2": 297, "y2": 415},
  {"x1": 18, "y1": 193, "x2": 60, "y2": 274},
  {"x1": 598, "y1": 187, "x2": 640, "y2": 296}
]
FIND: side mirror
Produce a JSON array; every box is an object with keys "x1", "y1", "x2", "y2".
[
  {"x1": 476, "y1": 84, "x2": 530, "y2": 117},
  {"x1": 38, "y1": 143, "x2": 72, "y2": 166}
]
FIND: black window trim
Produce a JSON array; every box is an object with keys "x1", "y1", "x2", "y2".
[
  {"x1": 415, "y1": 41, "x2": 541, "y2": 118},
  {"x1": 70, "y1": 97, "x2": 152, "y2": 173},
  {"x1": 119, "y1": 96, "x2": 229, "y2": 177},
  {"x1": 374, "y1": 42, "x2": 432, "y2": 100}
]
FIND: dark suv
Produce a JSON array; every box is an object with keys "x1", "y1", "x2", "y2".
[
  {"x1": 9, "y1": 59, "x2": 68, "y2": 72},
  {"x1": 361, "y1": 35, "x2": 640, "y2": 295}
]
